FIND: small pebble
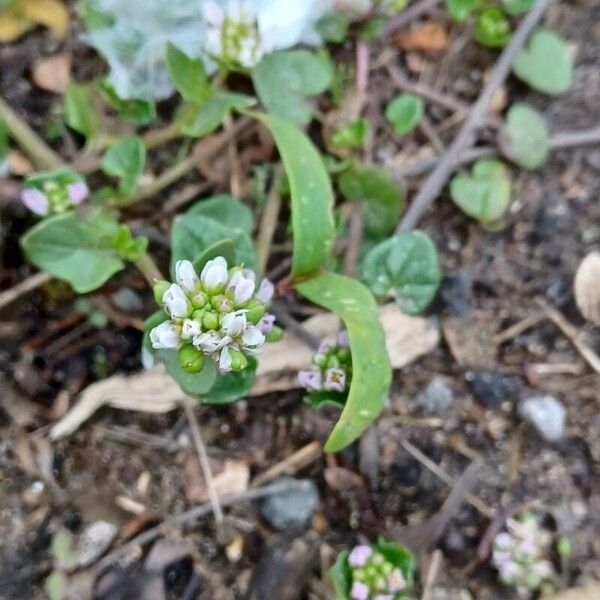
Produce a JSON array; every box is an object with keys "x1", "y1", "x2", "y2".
[
  {"x1": 75, "y1": 520, "x2": 118, "y2": 568},
  {"x1": 110, "y1": 288, "x2": 144, "y2": 313},
  {"x1": 519, "y1": 395, "x2": 566, "y2": 442},
  {"x1": 261, "y1": 478, "x2": 319, "y2": 532},
  {"x1": 415, "y1": 377, "x2": 453, "y2": 413},
  {"x1": 466, "y1": 371, "x2": 520, "y2": 408}
]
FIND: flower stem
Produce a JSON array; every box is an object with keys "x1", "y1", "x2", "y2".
[
  {"x1": 0, "y1": 94, "x2": 63, "y2": 170},
  {"x1": 133, "y1": 252, "x2": 164, "y2": 287}
]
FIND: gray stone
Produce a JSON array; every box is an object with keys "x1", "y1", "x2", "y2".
[
  {"x1": 110, "y1": 288, "x2": 143, "y2": 313},
  {"x1": 75, "y1": 520, "x2": 118, "y2": 568},
  {"x1": 415, "y1": 377, "x2": 453, "y2": 413},
  {"x1": 519, "y1": 395, "x2": 566, "y2": 442},
  {"x1": 261, "y1": 478, "x2": 319, "y2": 532}
]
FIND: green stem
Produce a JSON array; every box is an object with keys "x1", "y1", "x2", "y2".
[
  {"x1": 134, "y1": 252, "x2": 164, "y2": 287},
  {"x1": 0, "y1": 94, "x2": 63, "y2": 170}
]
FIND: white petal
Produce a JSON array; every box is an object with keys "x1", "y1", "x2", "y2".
[
  {"x1": 149, "y1": 321, "x2": 180, "y2": 349},
  {"x1": 175, "y1": 260, "x2": 198, "y2": 292},
  {"x1": 163, "y1": 283, "x2": 190, "y2": 318},
  {"x1": 218, "y1": 347, "x2": 232, "y2": 372}
]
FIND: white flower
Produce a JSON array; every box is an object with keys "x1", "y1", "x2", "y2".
[
  {"x1": 149, "y1": 321, "x2": 180, "y2": 349},
  {"x1": 193, "y1": 331, "x2": 230, "y2": 353},
  {"x1": 228, "y1": 270, "x2": 255, "y2": 305},
  {"x1": 181, "y1": 318, "x2": 201, "y2": 339},
  {"x1": 221, "y1": 310, "x2": 247, "y2": 337},
  {"x1": 255, "y1": 278, "x2": 274, "y2": 303},
  {"x1": 218, "y1": 346, "x2": 233, "y2": 372},
  {"x1": 163, "y1": 283, "x2": 191, "y2": 318},
  {"x1": 201, "y1": 256, "x2": 228, "y2": 291},
  {"x1": 175, "y1": 260, "x2": 198, "y2": 292},
  {"x1": 241, "y1": 325, "x2": 265, "y2": 354}
]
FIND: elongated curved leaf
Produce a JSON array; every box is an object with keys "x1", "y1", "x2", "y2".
[
  {"x1": 253, "y1": 112, "x2": 335, "y2": 277},
  {"x1": 296, "y1": 272, "x2": 391, "y2": 452}
]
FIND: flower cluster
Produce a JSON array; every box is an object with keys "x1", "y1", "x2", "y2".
[
  {"x1": 492, "y1": 513, "x2": 554, "y2": 595},
  {"x1": 347, "y1": 545, "x2": 407, "y2": 600},
  {"x1": 150, "y1": 257, "x2": 279, "y2": 374},
  {"x1": 298, "y1": 331, "x2": 352, "y2": 394},
  {"x1": 21, "y1": 169, "x2": 88, "y2": 216}
]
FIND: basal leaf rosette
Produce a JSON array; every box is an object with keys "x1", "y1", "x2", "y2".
[
  {"x1": 149, "y1": 256, "x2": 281, "y2": 378},
  {"x1": 329, "y1": 540, "x2": 415, "y2": 600}
]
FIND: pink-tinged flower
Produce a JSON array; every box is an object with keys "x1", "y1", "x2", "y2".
[
  {"x1": 348, "y1": 545, "x2": 372, "y2": 568},
  {"x1": 517, "y1": 537, "x2": 537, "y2": 557},
  {"x1": 66, "y1": 181, "x2": 88, "y2": 205},
  {"x1": 255, "y1": 278, "x2": 274, "y2": 304},
  {"x1": 228, "y1": 270, "x2": 255, "y2": 305},
  {"x1": 149, "y1": 321, "x2": 180, "y2": 349},
  {"x1": 498, "y1": 559, "x2": 522, "y2": 582},
  {"x1": 350, "y1": 581, "x2": 369, "y2": 600},
  {"x1": 374, "y1": 596, "x2": 394, "y2": 600},
  {"x1": 21, "y1": 188, "x2": 49, "y2": 215},
  {"x1": 337, "y1": 330, "x2": 349, "y2": 347},
  {"x1": 241, "y1": 325, "x2": 265, "y2": 355},
  {"x1": 387, "y1": 568, "x2": 406, "y2": 592},
  {"x1": 494, "y1": 532, "x2": 513, "y2": 550},
  {"x1": 317, "y1": 339, "x2": 331, "y2": 354},
  {"x1": 257, "y1": 314, "x2": 275, "y2": 335},
  {"x1": 324, "y1": 368, "x2": 346, "y2": 392},
  {"x1": 298, "y1": 369, "x2": 321, "y2": 391}
]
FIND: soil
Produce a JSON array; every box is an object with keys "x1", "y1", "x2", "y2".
[{"x1": 1, "y1": 1, "x2": 599, "y2": 599}]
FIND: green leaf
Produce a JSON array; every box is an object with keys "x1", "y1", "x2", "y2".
[
  {"x1": 316, "y1": 12, "x2": 351, "y2": 43},
  {"x1": 304, "y1": 390, "x2": 346, "y2": 410},
  {"x1": 446, "y1": 0, "x2": 482, "y2": 21},
  {"x1": 64, "y1": 82, "x2": 100, "y2": 141},
  {"x1": 331, "y1": 118, "x2": 369, "y2": 149},
  {"x1": 475, "y1": 7, "x2": 511, "y2": 48},
  {"x1": 187, "y1": 194, "x2": 254, "y2": 233},
  {"x1": 21, "y1": 210, "x2": 125, "y2": 293},
  {"x1": 502, "y1": 0, "x2": 534, "y2": 15},
  {"x1": 296, "y1": 272, "x2": 391, "y2": 452},
  {"x1": 374, "y1": 540, "x2": 415, "y2": 587},
  {"x1": 362, "y1": 231, "x2": 440, "y2": 314},
  {"x1": 253, "y1": 112, "x2": 335, "y2": 277},
  {"x1": 170, "y1": 214, "x2": 256, "y2": 276},
  {"x1": 338, "y1": 163, "x2": 404, "y2": 237},
  {"x1": 450, "y1": 158, "x2": 511, "y2": 227},
  {"x1": 502, "y1": 103, "x2": 549, "y2": 169},
  {"x1": 97, "y1": 79, "x2": 156, "y2": 125},
  {"x1": 203, "y1": 357, "x2": 257, "y2": 404},
  {"x1": 328, "y1": 550, "x2": 351, "y2": 600},
  {"x1": 512, "y1": 29, "x2": 574, "y2": 95},
  {"x1": 101, "y1": 136, "x2": 146, "y2": 195},
  {"x1": 180, "y1": 92, "x2": 256, "y2": 138},
  {"x1": 192, "y1": 239, "x2": 236, "y2": 273},
  {"x1": 112, "y1": 224, "x2": 148, "y2": 261},
  {"x1": 155, "y1": 349, "x2": 218, "y2": 396},
  {"x1": 252, "y1": 50, "x2": 332, "y2": 125},
  {"x1": 165, "y1": 43, "x2": 210, "y2": 103},
  {"x1": 385, "y1": 93, "x2": 423, "y2": 135}
]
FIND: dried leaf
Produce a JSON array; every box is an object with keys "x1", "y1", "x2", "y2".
[
  {"x1": 574, "y1": 251, "x2": 600, "y2": 325},
  {"x1": 184, "y1": 456, "x2": 249, "y2": 503},
  {"x1": 8, "y1": 150, "x2": 34, "y2": 176},
  {"x1": 393, "y1": 22, "x2": 449, "y2": 52},
  {"x1": 0, "y1": 0, "x2": 69, "y2": 42},
  {"x1": 32, "y1": 53, "x2": 72, "y2": 94},
  {"x1": 550, "y1": 585, "x2": 600, "y2": 600}
]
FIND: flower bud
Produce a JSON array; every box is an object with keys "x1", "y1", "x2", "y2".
[
  {"x1": 175, "y1": 259, "x2": 198, "y2": 293},
  {"x1": 67, "y1": 181, "x2": 89, "y2": 205},
  {"x1": 178, "y1": 344, "x2": 205, "y2": 374},
  {"x1": 265, "y1": 324, "x2": 283, "y2": 342},
  {"x1": 255, "y1": 278, "x2": 274, "y2": 304},
  {"x1": 246, "y1": 299, "x2": 266, "y2": 324},
  {"x1": 163, "y1": 284, "x2": 191, "y2": 318},
  {"x1": 201, "y1": 256, "x2": 228, "y2": 292},
  {"x1": 191, "y1": 290, "x2": 208, "y2": 309},
  {"x1": 21, "y1": 188, "x2": 49, "y2": 215},
  {"x1": 210, "y1": 294, "x2": 226, "y2": 310},
  {"x1": 202, "y1": 310, "x2": 220, "y2": 331},
  {"x1": 229, "y1": 348, "x2": 248, "y2": 372},
  {"x1": 153, "y1": 280, "x2": 171, "y2": 304},
  {"x1": 228, "y1": 270, "x2": 255, "y2": 305},
  {"x1": 149, "y1": 321, "x2": 180, "y2": 349}
]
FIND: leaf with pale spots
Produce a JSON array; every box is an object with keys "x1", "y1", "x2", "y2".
[{"x1": 296, "y1": 272, "x2": 391, "y2": 452}]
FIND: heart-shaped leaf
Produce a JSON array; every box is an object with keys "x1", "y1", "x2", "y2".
[
  {"x1": 296, "y1": 272, "x2": 391, "y2": 452},
  {"x1": 385, "y1": 93, "x2": 423, "y2": 135},
  {"x1": 450, "y1": 159, "x2": 512, "y2": 227},
  {"x1": 21, "y1": 209, "x2": 125, "y2": 293},
  {"x1": 501, "y1": 103, "x2": 549, "y2": 169},
  {"x1": 362, "y1": 231, "x2": 440, "y2": 314},
  {"x1": 512, "y1": 28, "x2": 574, "y2": 95},
  {"x1": 253, "y1": 112, "x2": 335, "y2": 277},
  {"x1": 101, "y1": 136, "x2": 146, "y2": 195},
  {"x1": 338, "y1": 163, "x2": 405, "y2": 237},
  {"x1": 252, "y1": 49, "x2": 332, "y2": 125}
]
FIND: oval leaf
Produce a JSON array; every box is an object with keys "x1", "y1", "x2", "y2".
[
  {"x1": 155, "y1": 349, "x2": 218, "y2": 396},
  {"x1": 192, "y1": 239, "x2": 236, "y2": 273},
  {"x1": 296, "y1": 272, "x2": 391, "y2": 452},
  {"x1": 385, "y1": 93, "x2": 424, "y2": 135},
  {"x1": 362, "y1": 231, "x2": 440, "y2": 314},
  {"x1": 187, "y1": 194, "x2": 254, "y2": 233},
  {"x1": 253, "y1": 112, "x2": 335, "y2": 277},
  {"x1": 501, "y1": 103, "x2": 549, "y2": 170},
  {"x1": 203, "y1": 357, "x2": 257, "y2": 404},
  {"x1": 102, "y1": 136, "x2": 146, "y2": 195},
  {"x1": 165, "y1": 43, "x2": 210, "y2": 103}
]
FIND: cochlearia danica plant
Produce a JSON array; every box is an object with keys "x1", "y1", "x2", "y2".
[{"x1": 9, "y1": 0, "x2": 573, "y2": 454}]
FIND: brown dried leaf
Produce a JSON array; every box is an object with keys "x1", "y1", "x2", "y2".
[
  {"x1": 550, "y1": 585, "x2": 600, "y2": 600},
  {"x1": 8, "y1": 150, "x2": 34, "y2": 175},
  {"x1": 184, "y1": 456, "x2": 249, "y2": 503},
  {"x1": 393, "y1": 22, "x2": 449, "y2": 52},
  {"x1": 0, "y1": 0, "x2": 69, "y2": 42},
  {"x1": 32, "y1": 53, "x2": 72, "y2": 93},
  {"x1": 574, "y1": 251, "x2": 600, "y2": 325}
]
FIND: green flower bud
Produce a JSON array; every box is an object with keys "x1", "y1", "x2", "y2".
[
  {"x1": 353, "y1": 568, "x2": 366, "y2": 581},
  {"x1": 153, "y1": 280, "x2": 171, "y2": 304},
  {"x1": 557, "y1": 537, "x2": 572, "y2": 557},
  {"x1": 192, "y1": 308, "x2": 205, "y2": 321},
  {"x1": 210, "y1": 294, "x2": 226, "y2": 310},
  {"x1": 372, "y1": 553, "x2": 385, "y2": 565},
  {"x1": 203, "y1": 311, "x2": 220, "y2": 331},
  {"x1": 246, "y1": 299, "x2": 266, "y2": 324},
  {"x1": 266, "y1": 325, "x2": 283, "y2": 343},
  {"x1": 375, "y1": 577, "x2": 386, "y2": 591},
  {"x1": 366, "y1": 565, "x2": 377, "y2": 578},
  {"x1": 178, "y1": 345, "x2": 205, "y2": 374},
  {"x1": 327, "y1": 355, "x2": 341, "y2": 369},
  {"x1": 382, "y1": 562, "x2": 393, "y2": 575},
  {"x1": 229, "y1": 349, "x2": 248, "y2": 372},
  {"x1": 314, "y1": 353, "x2": 328, "y2": 368},
  {"x1": 192, "y1": 290, "x2": 208, "y2": 309}
]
